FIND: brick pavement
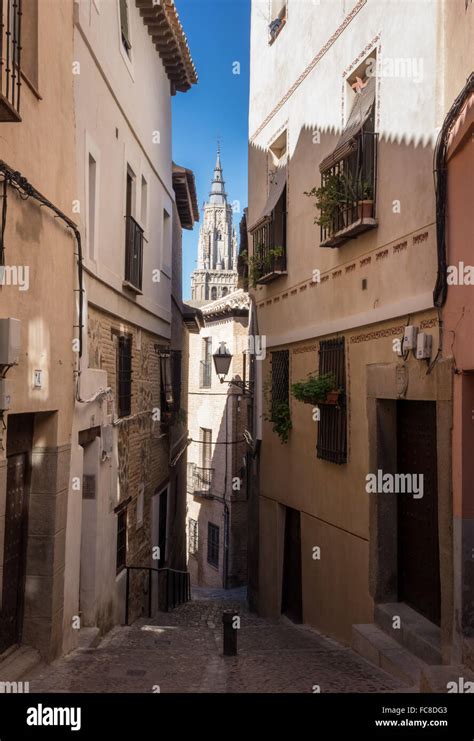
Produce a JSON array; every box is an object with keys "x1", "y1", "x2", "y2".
[{"x1": 27, "y1": 594, "x2": 408, "y2": 693}]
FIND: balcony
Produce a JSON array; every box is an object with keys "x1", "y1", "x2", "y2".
[
  {"x1": 188, "y1": 463, "x2": 214, "y2": 498},
  {"x1": 0, "y1": 0, "x2": 22, "y2": 122},
  {"x1": 251, "y1": 208, "x2": 287, "y2": 285},
  {"x1": 123, "y1": 215, "x2": 144, "y2": 292},
  {"x1": 318, "y1": 133, "x2": 378, "y2": 249}
]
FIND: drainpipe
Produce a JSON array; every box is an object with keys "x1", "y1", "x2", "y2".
[{"x1": 433, "y1": 72, "x2": 474, "y2": 308}]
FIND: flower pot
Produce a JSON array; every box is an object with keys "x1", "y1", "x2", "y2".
[
  {"x1": 358, "y1": 199, "x2": 374, "y2": 220},
  {"x1": 324, "y1": 390, "x2": 340, "y2": 404}
]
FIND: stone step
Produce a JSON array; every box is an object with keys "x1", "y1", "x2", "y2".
[
  {"x1": 0, "y1": 645, "x2": 42, "y2": 683},
  {"x1": 419, "y1": 664, "x2": 474, "y2": 693},
  {"x1": 375, "y1": 603, "x2": 442, "y2": 665},
  {"x1": 77, "y1": 627, "x2": 101, "y2": 651},
  {"x1": 352, "y1": 623, "x2": 426, "y2": 687}
]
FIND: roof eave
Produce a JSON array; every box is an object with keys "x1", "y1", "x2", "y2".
[{"x1": 136, "y1": 0, "x2": 198, "y2": 93}]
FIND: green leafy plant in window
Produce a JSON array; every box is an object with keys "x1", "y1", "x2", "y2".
[
  {"x1": 263, "y1": 378, "x2": 292, "y2": 444},
  {"x1": 305, "y1": 173, "x2": 374, "y2": 230},
  {"x1": 291, "y1": 372, "x2": 340, "y2": 405},
  {"x1": 243, "y1": 245, "x2": 284, "y2": 288},
  {"x1": 305, "y1": 173, "x2": 347, "y2": 230}
]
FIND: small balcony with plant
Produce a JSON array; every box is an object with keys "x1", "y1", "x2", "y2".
[
  {"x1": 307, "y1": 133, "x2": 378, "y2": 248},
  {"x1": 248, "y1": 184, "x2": 287, "y2": 285},
  {"x1": 308, "y1": 74, "x2": 378, "y2": 248}
]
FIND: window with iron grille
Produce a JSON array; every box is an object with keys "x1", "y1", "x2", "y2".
[
  {"x1": 116, "y1": 508, "x2": 127, "y2": 573},
  {"x1": 318, "y1": 75, "x2": 377, "y2": 248},
  {"x1": 251, "y1": 185, "x2": 287, "y2": 285},
  {"x1": 317, "y1": 337, "x2": 347, "y2": 464},
  {"x1": 200, "y1": 337, "x2": 212, "y2": 388},
  {"x1": 271, "y1": 350, "x2": 289, "y2": 414},
  {"x1": 188, "y1": 518, "x2": 198, "y2": 556},
  {"x1": 117, "y1": 334, "x2": 132, "y2": 418},
  {"x1": 207, "y1": 522, "x2": 219, "y2": 568},
  {"x1": 0, "y1": 0, "x2": 23, "y2": 122}
]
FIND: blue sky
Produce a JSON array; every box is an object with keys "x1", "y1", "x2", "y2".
[{"x1": 172, "y1": 0, "x2": 251, "y2": 299}]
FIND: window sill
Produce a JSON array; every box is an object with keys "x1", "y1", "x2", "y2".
[
  {"x1": 122, "y1": 280, "x2": 143, "y2": 295},
  {"x1": 256, "y1": 268, "x2": 287, "y2": 285},
  {"x1": 21, "y1": 72, "x2": 42, "y2": 100},
  {"x1": 320, "y1": 217, "x2": 377, "y2": 249}
]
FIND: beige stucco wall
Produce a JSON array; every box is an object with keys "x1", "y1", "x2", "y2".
[
  {"x1": 0, "y1": 0, "x2": 77, "y2": 445},
  {"x1": 63, "y1": 0, "x2": 179, "y2": 653},
  {"x1": 0, "y1": 0, "x2": 77, "y2": 660},
  {"x1": 249, "y1": 0, "x2": 456, "y2": 644}
]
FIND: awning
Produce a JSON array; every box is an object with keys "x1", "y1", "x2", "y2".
[
  {"x1": 249, "y1": 163, "x2": 287, "y2": 231},
  {"x1": 319, "y1": 75, "x2": 376, "y2": 172}
]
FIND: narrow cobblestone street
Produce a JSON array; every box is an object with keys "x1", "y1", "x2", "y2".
[{"x1": 27, "y1": 591, "x2": 408, "y2": 694}]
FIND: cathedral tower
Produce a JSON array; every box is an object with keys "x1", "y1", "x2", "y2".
[{"x1": 191, "y1": 145, "x2": 238, "y2": 301}]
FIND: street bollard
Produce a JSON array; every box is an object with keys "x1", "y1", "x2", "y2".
[{"x1": 222, "y1": 611, "x2": 238, "y2": 656}]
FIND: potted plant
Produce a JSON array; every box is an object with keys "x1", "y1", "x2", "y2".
[
  {"x1": 342, "y1": 174, "x2": 374, "y2": 218},
  {"x1": 245, "y1": 245, "x2": 284, "y2": 287},
  {"x1": 305, "y1": 173, "x2": 347, "y2": 232},
  {"x1": 356, "y1": 180, "x2": 374, "y2": 220},
  {"x1": 291, "y1": 372, "x2": 342, "y2": 406}
]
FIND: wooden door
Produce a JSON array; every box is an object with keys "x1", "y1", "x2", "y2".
[
  {"x1": 281, "y1": 506, "x2": 303, "y2": 623},
  {"x1": 397, "y1": 401, "x2": 441, "y2": 625},
  {"x1": 0, "y1": 454, "x2": 27, "y2": 653}
]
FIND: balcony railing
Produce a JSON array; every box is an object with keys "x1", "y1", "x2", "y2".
[
  {"x1": 320, "y1": 132, "x2": 378, "y2": 248},
  {"x1": 0, "y1": 0, "x2": 22, "y2": 122},
  {"x1": 124, "y1": 215, "x2": 144, "y2": 291},
  {"x1": 188, "y1": 463, "x2": 214, "y2": 497},
  {"x1": 200, "y1": 359, "x2": 212, "y2": 388},
  {"x1": 251, "y1": 210, "x2": 287, "y2": 285}
]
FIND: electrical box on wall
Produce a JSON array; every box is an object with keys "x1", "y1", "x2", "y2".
[
  {"x1": 0, "y1": 379, "x2": 11, "y2": 410},
  {"x1": 101, "y1": 425, "x2": 113, "y2": 459},
  {"x1": 403, "y1": 325, "x2": 418, "y2": 351},
  {"x1": 416, "y1": 332, "x2": 432, "y2": 360},
  {"x1": 0, "y1": 318, "x2": 21, "y2": 365}
]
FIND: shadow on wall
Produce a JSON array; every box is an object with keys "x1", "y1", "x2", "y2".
[{"x1": 189, "y1": 380, "x2": 249, "y2": 591}]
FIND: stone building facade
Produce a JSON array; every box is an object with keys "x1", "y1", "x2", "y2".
[{"x1": 186, "y1": 291, "x2": 250, "y2": 589}]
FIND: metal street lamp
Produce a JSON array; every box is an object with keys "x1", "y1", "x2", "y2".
[
  {"x1": 213, "y1": 342, "x2": 253, "y2": 396},
  {"x1": 213, "y1": 342, "x2": 232, "y2": 382}
]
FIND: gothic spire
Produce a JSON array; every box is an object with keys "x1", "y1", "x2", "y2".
[{"x1": 209, "y1": 142, "x2": 227, "y2": 204}]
